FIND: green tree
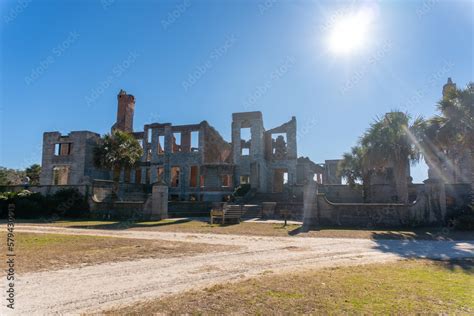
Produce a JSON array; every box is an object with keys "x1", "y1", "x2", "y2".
[
  {"x1": 25, "y1": 164, "x2": 41, "y2": 185},
  {"x1": 419, "y1": 83, "x2": 473, "y2": 202},
  {"x1": 93, "y1": 130, "x2": 143, "y2": 195},
  {"x1": 339, "y1": 112, "x2": 423, "y2": 203},
  {"x1": 0, "y1": 167, "x2": 25, "y2": 185},
  {"x1": 338, "y1": 146, "x2": 373, "y2": 201},
  {"x1": 436, "y1": 83, "x2": 474, "y2": 153}
]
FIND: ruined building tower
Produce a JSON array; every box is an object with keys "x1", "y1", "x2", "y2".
[
  {"x1": 112, "y1": 89, "x2": 135, "y2": 132},
  {"x1": 442, "y1": 77, "x2": 456, "y2": 99}
]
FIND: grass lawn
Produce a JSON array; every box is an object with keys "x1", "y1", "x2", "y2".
[
  {"x1": 106, "y1": 259, "x2": 474, "y2": 314},
  {"x1": 20, "y1": 218, "x2": 474, "y2": 240},
  {"x1": 2, "y1": 232, "x2": 230, "y2": 274}
]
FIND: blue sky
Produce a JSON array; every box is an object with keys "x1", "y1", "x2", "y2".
[{"x1": 1, "y1": 0, "x2": 472, "y2": 183}]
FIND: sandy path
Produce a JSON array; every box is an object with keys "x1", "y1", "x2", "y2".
[{"x1": 1, "y1": 225, "x2": 473, "y2": 315}]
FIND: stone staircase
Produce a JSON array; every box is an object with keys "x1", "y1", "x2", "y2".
[{"x1": 244, "y1": 192, "x2": 304, "y2": 220}]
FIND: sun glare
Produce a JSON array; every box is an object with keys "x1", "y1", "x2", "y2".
[{"x1": 327, "y1": 8, "x2": 376, "y2": 55}]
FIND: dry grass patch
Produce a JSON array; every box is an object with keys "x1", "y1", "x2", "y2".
[
  {"x1": 106, "y1": 259, "x2": 474, "y2": 315},
  {"x1": 27, "y1": 219, "x2": 474, "y2": 240},
  {"x1": 28, "y1": 219, "x2": 302, "y2": 237},
  {"x1": 2, "y1": 232, "x2": 230, "y2": 274}
]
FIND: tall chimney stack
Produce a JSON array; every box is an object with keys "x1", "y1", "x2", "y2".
[{"x1": 112, "y1": 89, "x2": 135, "y2": 133}]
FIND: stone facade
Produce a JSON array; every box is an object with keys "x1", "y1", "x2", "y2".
[
  {"x1": 39, "y1": 90, "x2": 344, "y2": 202},
  {"x1": 33, "y1": 79, "x2": 472, "y2": 224},
  {"x1": 39, "y1": 131, "x2": 109, "y2": 186}
]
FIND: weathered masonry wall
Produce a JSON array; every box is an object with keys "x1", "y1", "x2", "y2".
[
  {"x1": 202, "y1": 121, "x2": 232, "y2": 164},
  {"x1": 232, "y1": 111, "x2": 267, "y2": 192},
  {"x1": 304, "y1": 181, "x2": 448, "y2": 228},
  {"x1": 231, "y1": 112, "x2": 301, "y2": 194},
  {"x1": 322, "y1": 160, "x2": 343, "y2": 185},
  {"x1": 264, "y1": 117, "x2": 298, "y2": 192},
  {"x1": 40, "y1": 131, "x2": 109, "y2": 186},
  {"x1": 39, "y1": 90, "x2": 345, "y2": 202},
  {"x1": 135, "y1": 120, "x2": 233, "y2": 201}
]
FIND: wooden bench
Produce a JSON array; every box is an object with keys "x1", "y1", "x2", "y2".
[{"x1": 210, "y1": 204, "x2": 242, "y2": 224}]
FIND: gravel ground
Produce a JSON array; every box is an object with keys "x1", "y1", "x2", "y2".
[{"x1": 1, "y1": 225, "x2": 473, "y2": 315}]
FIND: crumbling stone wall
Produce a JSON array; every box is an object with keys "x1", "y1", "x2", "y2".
[
  {"x1": 39, "y1": 90, "x2": 345, "y2": 204},
  {"x1": 138, "y1": 120, "x2": 233, "y2": 201},
  {"x1": 40, "y1": 131, "x2": 109, "y2": 186},
  {"x1": 303, "y1": 180, "x2": 448, "y2": 228},
  {"x1": 232, "y1": 111, "x2": 267, "y2": 192}
]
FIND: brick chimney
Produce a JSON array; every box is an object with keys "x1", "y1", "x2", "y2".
[{"x1": 112, "y1": 89, "x2": 135, "y2": 132}]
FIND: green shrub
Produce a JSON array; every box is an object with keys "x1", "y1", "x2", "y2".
[
  {"x1": 6, "y1": 191, "x2": 50, "y2": 218},
  {"x1": 0, "y1": 188, "x2": 90, "y2": 219},
  {"x1": 453, "y1": 214, "x2": 474, "y2": 230},
  {"x1": 14, "y1": 193, "x2": 47, "y2": 218},
  {"x1": 51, "y1": 188, "x2": 90, "y2": 218},
  {"x1": 452, "y1": 204, "x2": 474, "y2": 230}
]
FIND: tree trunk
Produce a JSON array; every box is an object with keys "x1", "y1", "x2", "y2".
[{"x1": 112, "y1": 166, "x2": 121, "y2": 200}]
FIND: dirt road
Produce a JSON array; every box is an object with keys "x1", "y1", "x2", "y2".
[{"x1": 1, "y1": 225, "x2": 473, "y2": 315}]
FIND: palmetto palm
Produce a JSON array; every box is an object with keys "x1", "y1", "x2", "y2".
[
  {"x1": 361, "y1": 112, "x2": 422, "y2": 203},
  {"x1": 422, "y1": 84, "x2": 474, "y2": 204},
  {"x1": 339, "y1": 112, "x2": 422, "y2": 203},
  {"x1": 435, "y1": 85, "x2": 473, "y2": 153},
  {"x1": 418, "y1": 85, "x2": 473, "y2": 182},
  {"x1": 94, "y1": 130, "x2": 143, "y2": 196},
  {"x1": 338, "y1": 146, "x2": 372, "y2": 201}
]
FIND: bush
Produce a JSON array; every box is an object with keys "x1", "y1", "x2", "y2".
[
  {"x1": 0, "y1": 190, "x2": 48, "y2": 218},
  {"x1": 51, "y1": 188, "x2": 90, "y2": 218},
  {"x1": 452, "y1": 204, "x2": 474, "y2": 230},
  {"x1": 453, "y1": 214, "x2": 474, "y2": 230},
  {"x1": 0, "y1": 188, "x2": 90, "y2": 219}
]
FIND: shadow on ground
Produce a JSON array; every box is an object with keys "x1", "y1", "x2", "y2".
[
  {"x1": 373, "y1": 239, "x2": 474, "y2": 272},
  {"x1": 66, "y1": 218, "x2": 196, "y2": 230},
  {"x1": 288, "y1": 225, "x2": 474, "y2": 271},
  {"x1": 64, "y1": 218, "x2": 243, "y2": 230}
]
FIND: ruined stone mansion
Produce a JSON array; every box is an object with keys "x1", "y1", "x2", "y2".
[
  {"x1": 30, "y1": 78, "x2": 472, "y2": 226},
  {"x1": 39, "y1": 89, "x2": 341, "y2": 202}
]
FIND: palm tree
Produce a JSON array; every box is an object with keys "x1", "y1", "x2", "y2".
[
  {"x1": 93, "y1": 130, "x2": 143, "y2": 196},
  {"x1": 25, "y1": 164, "x2": 41, "y2": 185},
  {"x1": 360, "y1": 112, "x2": 422, "y2": 203},
  {"x1": 420, "y1": 83, "x2": 474, "y2": 202},
  {"x1": 339, "y1": 112, "x2": 422, "y2": 203},
  {"x1": 338, "y1": 146, "x2": 372, "y2": 201},
  {"x1": 437, "y1": 83, "x2": 473, "y2": 148}
]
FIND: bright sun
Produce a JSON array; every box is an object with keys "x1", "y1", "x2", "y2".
[{"x1": 327, "y1": 8, "x2": 376, "y2": 55}]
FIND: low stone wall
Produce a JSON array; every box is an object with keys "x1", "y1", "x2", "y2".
[
  {"x1": 90, "y1": 200, "x2": 146, "y2": 220},
  {"x1": 274, "y1": 202, "x2": 303, "y2": 220},
  {"x1": 304, "y1": 181, "x2": 447, "y2": 228},
  {"x1": 90, "y1": 182, "x2": 166, "y2": 220},
  {"x1": 91, "y1": 181, "x2": 114, "y2": 203},
  {"x1": 319, "y1": 185, "x2": 363, "y2": 203},
  {"x1": 113, "y1": 201, "x2": 145, "y2": 219},
  {"x1": 317, "y1": 197, "x2": 415, "y2": 227}
]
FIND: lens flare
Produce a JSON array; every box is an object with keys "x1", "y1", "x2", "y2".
[{"x1": 327, "y1": 7, "x2": 376, "y2": 55}]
